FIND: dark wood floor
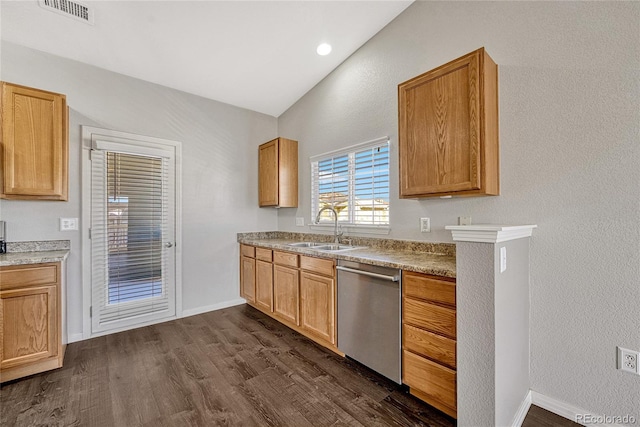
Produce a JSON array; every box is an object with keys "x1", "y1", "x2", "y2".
[{"x1": 1, "y1": 304, "x2": 576, "y2": 426}]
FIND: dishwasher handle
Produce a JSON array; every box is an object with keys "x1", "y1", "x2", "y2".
[{"x1": 336, "y1": 265, "x2": 399, "y2": 282}]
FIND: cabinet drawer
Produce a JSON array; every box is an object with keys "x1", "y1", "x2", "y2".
[
  {"x1": 403, "y1": 271, "x2": 455, "y2": 306},
  {"x1": 404, "y1": 297, "x2": 456, "y2": 339},
  {"x1": 300, "y1": 256, "x2": 334, "y2": 277},
  {"x1": 273, "y1": 251, "x2": 298, "y2": 268},
  {"x1": 255, "y1": 247, "x2": 272, "y2": 262},
  {"x1": 0, "y1": 264, "x2": 59, "y2": 291},
  {"x1": 403, "y1": 350, "x2": 456, "y2": 416},
  {"x1": 240, "y1": 244, "x2": 255, "y2": 258},
  {"x1": 404, "y1": 324, "x2": 456, "y2": 369}
]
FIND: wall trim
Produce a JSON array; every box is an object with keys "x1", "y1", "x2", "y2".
[
  {"x1": 68, "y1": 333, "x2": 84, "y2": 344},
  {"x1": 181, "y1": 298, "x2": 246, "y2": 318},
  {"x1": 512, "y1": 390, "x2": 532, "y2": 427},
  {"x1": 446, "y1": 224, "x2": 537, "y2": 243},
  {"x1": 530, "y1": 391, "x2": 626, "y2": 427}
]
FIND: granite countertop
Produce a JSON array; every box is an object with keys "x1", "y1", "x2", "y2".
[
  {"x1": 237, "y1": 232, "x2": 456, "y2": 278},
  {"x1": 0, "y1": 240, "x2": 70, "y2": 267}
]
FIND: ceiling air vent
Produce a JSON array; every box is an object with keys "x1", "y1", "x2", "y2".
[{"x1": 39, "y1": 0, "x2": 94, "y2": 25}]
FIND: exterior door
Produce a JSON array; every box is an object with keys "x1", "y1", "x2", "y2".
[{"x1": 89, "y1": 136, "x2": 177, "y2": 334}]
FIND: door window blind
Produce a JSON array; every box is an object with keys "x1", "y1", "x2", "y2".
[
  {"x1": 91, "y1": 149, "x2": 172, "y2": 328},
  {"x1": 311, "y1": 138, "x2": 389, "y2": 226}
]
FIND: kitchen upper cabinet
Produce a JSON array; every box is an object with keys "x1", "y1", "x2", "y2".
[
  {"x1": 1, "y1": 82, "x2": 68, "y2": 201},
  {"x1": 258, "y1": 137, "x2": 298, "y2": 208},
  {"x1": 398, "y1": 48, "x2": 498, "y2": 198},
  {"x1": 0, "y1": 262, "x2": 65, "y2": 383}
]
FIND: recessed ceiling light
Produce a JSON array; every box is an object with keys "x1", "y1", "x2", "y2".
[{"x1": 316, "y1": 43, "x2": 332, "y2": 56}]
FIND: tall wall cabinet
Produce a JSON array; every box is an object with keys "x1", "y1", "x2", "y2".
[
  {"x1": 1, "y1": 82, "x2": 69, "y2": 201},
  {"x1": 258, "y1": 137, "x2": 298, "y2": 208},
  {"x1": 398, "y1": 48, "x2": 499, "y2": 198}
]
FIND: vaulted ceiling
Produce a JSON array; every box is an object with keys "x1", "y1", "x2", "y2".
[{"x1": 1, "y1": 1, "x2": 413, "y2": 116}]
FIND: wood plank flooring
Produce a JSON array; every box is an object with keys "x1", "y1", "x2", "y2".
[{"x1": 1, "y1": 304, "x2": 577, "y2": 426}]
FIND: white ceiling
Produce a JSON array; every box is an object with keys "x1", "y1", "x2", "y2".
[{"x1": 1, "y1": 0, "x2": 413, "y2": 117}]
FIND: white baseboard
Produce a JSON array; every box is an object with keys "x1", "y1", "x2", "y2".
[
  {"x1": 68, "y1": 333, "x2": 85, "y2": 344},
  {"x1": 531, "y1": 391, "x2": 626, "y2": 427},
  {"x1": 512, "y1": 390, "x2": 532, "y2": 427},
  {"x1": 181, "y1": 298, "x2": 246, "y2": 318},
  {"x1": 67, "y1": 299, "x2": 246, "y2": 344}
]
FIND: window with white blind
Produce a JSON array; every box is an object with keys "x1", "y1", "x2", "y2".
[
  {"x1": 311, "y1": 137, "x2": 390, "y2": 227},
  {"x1": 86, "y1": 131, "x2": 179, "y2": 336}
]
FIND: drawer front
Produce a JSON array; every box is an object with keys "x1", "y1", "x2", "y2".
[
  {"x1": 0, "y1": 264, "x2": 59, "y2": 291},
  {"x1": 403, "y1": 271, "x2": 455, "y2": 306},
  {"x1": 404, "y1": 324, "x2": 456, "y2": 369},
  {"x1": 240, "y1": 244, "x2": 255, "y2": 258},
  {"x1": 404, "y1": 297, "x2": 456, "y2": 339},
  {"x1": 273, "y1": 251, "x2": 298, "y2": 268},
  {"x1": 300, "y1": 256, "x2": 334, "y2": 277},
  {"x1": 255, "y1": 247, "x2": 273, "y2": 262},
  {"x1": 403, "y1": 350, "x2": 456, "y2": 414}
]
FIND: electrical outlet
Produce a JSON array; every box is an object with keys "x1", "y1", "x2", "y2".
[
  {"x1": 295, "y1": 217, "x2": 305, "y2": 227},
  {"x1": 617, "y1": 346, "x2": 640, "y2": 375},
  {"x1": 500, "y1": 246, "x2": 507, "y2": 273},
  {"x1": 420, "y1": 217, "x2": 431, "y2": 233},
  {"x1": 459, "y1": 216, "x2": 472, "y2": 226},
  {"x1": 60, "y1": 217, "x2": 78, "y2": 231}
]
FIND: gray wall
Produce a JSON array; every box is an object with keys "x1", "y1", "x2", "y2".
[
  {"x1": 278, "y1": 0, "x2": 640, "y2": 420},
  {"x1": 0, "y1": 41, "x2": 278, "y2": 340},
  {"x1": 456, "y1": 242, "x2": 495, "y2": 426},
  {"x1": 494, "y1": 238, "x2": 530, "y2": 426}
]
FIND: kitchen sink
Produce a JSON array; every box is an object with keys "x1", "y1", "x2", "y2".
[
  {"x1": 313, "y1": 244, "x2": 360, "y2": 251},
  {"x1": 286, "y1": 242, "x2": 362, "y2": 252},
  {"x1": 287, "y1": 242, "x2": 323, "y2": 248}
]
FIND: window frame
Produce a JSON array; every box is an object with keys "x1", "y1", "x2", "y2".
[{"x1": 310, "y1": 137, "x2": 390, "y2": 232}]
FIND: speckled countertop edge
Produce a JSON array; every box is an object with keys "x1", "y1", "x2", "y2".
[
  {"x1": 0, "y1": 240, "x2": 70, "y2": 267},
  {"x1": 237, "y1": 233, "x2": 456, "y2": 278}
]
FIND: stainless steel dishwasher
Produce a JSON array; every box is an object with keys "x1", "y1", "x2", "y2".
[{"x1": 336, "y1": 260, "x2": 401, "y2": 384}]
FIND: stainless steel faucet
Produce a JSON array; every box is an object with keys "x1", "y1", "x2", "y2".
[{"x1": 315, "y1": 206, "x2": 343, "y2": 243}]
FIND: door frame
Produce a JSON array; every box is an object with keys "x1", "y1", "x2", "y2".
[{"x1": 81, "y1": 126, "x2": 183, "y2": 340}]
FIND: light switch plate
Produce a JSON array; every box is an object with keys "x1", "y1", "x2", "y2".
[
  {"x1": 295, "y1": 217, "x2": 305, "y2": 227},
  {"x1": 459, "y1": 216, "x2": 472, "y2": 226},
  {"x1": 60, "y1": 217, "x2": 79, "y2": 231}
]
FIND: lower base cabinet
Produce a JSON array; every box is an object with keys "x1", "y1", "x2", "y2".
[
  {"x1": 273, "y1": 264, "x2": 299, "y2": 326},
  {"x1": 240, "y1": 244, "x2": 337, "y2": 352},
  {"x1": 402, "y1": 270, "x2": 457, "y2": 418},
  {"x1": 0, "y1": 262, "x2": 65, "y2": 383},
  {"x1": 255, "y1": 260, "x2": 273, "y2": 312},
  {"x1": 300, "y1": 266, "x2": 335, "y2": 345}
]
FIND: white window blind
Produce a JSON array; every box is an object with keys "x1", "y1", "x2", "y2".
[
  {"x1": 91, "y1": 148, "x2": 174, "y2": 330},
  {"x1": 311, "y1": 137, "x2": 390, "y2": 226}
]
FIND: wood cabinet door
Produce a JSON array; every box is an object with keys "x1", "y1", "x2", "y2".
[
  {"x1": 0, "y1": 285, "x2": 58, "y2": 370},
  {"x1": 273, "y1": 265, "x2": 299, "y2": 325},
  {"x1": 258, "y1": 139, "x2": 279, "y2": 206},
  {"x1": 1, "y1": 82, "x2": 68, "y2": 200},
  {"x1": 255, "y1": 260, "x2": 273, "y2": 312},
  {"x1": 300, "y1": 271, "x2": 335, "y2": 344},
  {"x1": 398, "y1": 48, "x2": 499, "y2": 198},
  {"x1": 240, "y1": 256, "x2": 256, "y2": 303}
]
